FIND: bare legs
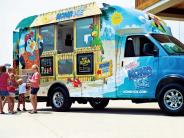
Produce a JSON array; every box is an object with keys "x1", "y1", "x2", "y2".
[
  {"x1": 30, "y1": 94, "x2": 37, "y2": 112},
  {"x1": 2, "y1": 97, "x2": 11, "y2": 111},
  {"x1": 3, "y1": 97, "x2": 13, "y2": 112},
  {"x1": 0, "y1": 96, "x2": 3, "y2": 113},
  {"x1": 17, "y1": 102, "x2": 26, "y2": 110},
  {"x1": 17, "y1": 94, "x2": 26, "y2": 111},
  {"x1": 2, "y1": 97, "x2": 7, "y2": 108},
  {"x1": 0, "y1": 96, "x2": 11, "y2": 113}
]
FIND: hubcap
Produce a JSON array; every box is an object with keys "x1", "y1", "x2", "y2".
[
  {"x1": 53, "y1": 92, "x2": 64, "y2": 108},
  {"x1": 92, "y1": 99, "x2": 103, "y2": 105},
  {"x1": 164, "y1": 89, "x2": 183, "y2": 111}
]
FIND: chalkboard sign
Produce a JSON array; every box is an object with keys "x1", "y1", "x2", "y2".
[
  {"x1": 77, "y1": 53, "x2": 94, "y2": 75},
  {"x1": 40, "y1": 57, "x2": 53, "y2": 76}
]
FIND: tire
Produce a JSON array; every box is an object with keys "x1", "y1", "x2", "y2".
[
  {"x1": 89, "y1": 98, "x2": 109, "y2": 110},
  {"x1": 50, "y1": 87, "x2": 72, "y2": 111},
  {"x1": 158, "y1": 83, "x2": 184, "y2": 115}
]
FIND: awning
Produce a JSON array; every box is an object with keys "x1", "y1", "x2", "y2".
[
  {"x1": 15, "y1": 2, "x2": 102, "y2": 30},
  {"x1": 135, "y1": 0, "x2": 184, "y2": 21},
  {"x1": 16, "y1": 15, "x2": 38, "y2": 30}
]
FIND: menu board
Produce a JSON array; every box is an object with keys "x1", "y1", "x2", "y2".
[
  {"x1": 77, "y1": 53, "x2": 94, "y2": 75},
  {"x1": 96, "y1": 60, "x2": 113, "y2": 79},
  {"x1": 40, "y1": 57, "x2": 53, "y2": 76}
]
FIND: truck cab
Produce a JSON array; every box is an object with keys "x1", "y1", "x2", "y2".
[{"x1": 115, "y1": 32, "x2": 184, "y2": 114}]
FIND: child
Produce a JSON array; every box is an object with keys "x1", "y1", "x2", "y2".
[
  {"x1": 17, "y1": 79, "x2": 27, "y2": 111},
  {"x1": 7, "y1": 73, "x2": 18, "y2": 114},
  {"x1": 2, "y1": 68, "x2": 15, "y2": 111},
  {"x1": 28, "y1": 64, "x2": 40, "y2": 114},
  {"x1": 0, "y1": 66, "x2": 10, "y2": 114}
]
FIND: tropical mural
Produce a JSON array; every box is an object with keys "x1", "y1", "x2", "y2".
[
  {"x1": 13, "y1": 31, "x2": 19, "y2": 69},
  {"x1": 18, "y1": 29, "x2": 43, "y2": 69},
  {"x1": 100, "y1": 4, "x2": 171, "y2": 41}
]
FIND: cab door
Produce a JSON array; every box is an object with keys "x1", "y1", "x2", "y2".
[{"x1": 117, "y1": 35, "x2": 159, "y2": 99}]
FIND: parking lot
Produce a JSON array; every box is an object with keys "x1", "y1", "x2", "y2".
[{"x1": 0, "y1": 101, "x2": 184, "y2": 138}]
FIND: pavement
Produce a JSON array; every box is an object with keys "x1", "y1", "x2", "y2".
[{"x1": 0, "y1": 101, "x2": 184, "y2": 138}]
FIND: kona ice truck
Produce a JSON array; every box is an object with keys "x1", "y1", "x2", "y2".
[{"x1": 13, "y1": 2, "x2": 184, "y2": 115}]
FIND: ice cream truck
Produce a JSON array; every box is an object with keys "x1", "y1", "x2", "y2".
[{"x1": 13, "y1": 2, "x2": 184, "y2": 115}]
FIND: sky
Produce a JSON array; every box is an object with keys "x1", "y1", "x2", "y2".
[
  {"x1": 0, "y1": 0, "x2": 135, "y2": 65},
  {"x1": 166, "y1": 20, "x2": 184, "y2": 43},
  {"x1": 0, "y1": 0, "x2": 183, "y2": 65}
]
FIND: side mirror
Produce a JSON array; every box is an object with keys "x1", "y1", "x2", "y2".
[{"x1": 143, "y1": 43, "x2": 159, "y2": 56}]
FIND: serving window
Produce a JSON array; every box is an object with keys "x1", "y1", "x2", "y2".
[
  {"x1": 57, "y1": 22, "x2": 74, "y2": 54},
  {"x1": 76, "y1": 18, "x2": 93, "y2": 48},
  {"x1": 39, "y1": 25, "x2": 55, "y2": 52}
]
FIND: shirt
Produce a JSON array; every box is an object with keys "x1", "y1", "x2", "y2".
[
  {"x1": 0, "y1": 72, "x2": 9, "y2": 91},
  {"x1": 19, "y1": 83, "x2": 27, "y2": 94},
  {"x1": 30, "y1": 72, "x2": 40, "y2": 88},
  {"x1": 7, "y1": 79, "x2": 18, "y2": 93}
]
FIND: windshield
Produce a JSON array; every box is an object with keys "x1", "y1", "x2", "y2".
[{"x1": 151, "y1": 34, "x2": 184, "y2": 55}]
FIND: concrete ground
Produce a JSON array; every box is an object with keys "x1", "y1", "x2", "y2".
[{"x1": 0, "y1": 101, "x2": 184, "y2": 138}]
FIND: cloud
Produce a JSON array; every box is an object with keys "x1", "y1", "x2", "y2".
[{"x1": 124, "y1": 24, "x2": 140, "y2": 28}]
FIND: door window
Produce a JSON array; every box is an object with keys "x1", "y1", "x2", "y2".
[{"x1": 124, "y1": 36, "x2": 156, "y2": 57}]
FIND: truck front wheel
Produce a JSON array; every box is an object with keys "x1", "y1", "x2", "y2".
[
  {"x1": 89, "y1": 98, "x2": 109, "y2": 110},
  {"x1": 158, "y1": 83, "x2": 184, "y2": 115},
  {"x1": 50, "y1": 87, "x2": 72, "y2": 111}
]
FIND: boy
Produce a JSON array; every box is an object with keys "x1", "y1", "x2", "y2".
[{"x1": 17, "y1": 79, "x2": 27, "y2": 111}]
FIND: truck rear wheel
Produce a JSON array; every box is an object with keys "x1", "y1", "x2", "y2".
[
  {"x1": 50, "y1": 87, "x2": 72, "y2": 111},
  {"x1": 158, "y1": 83, "x2": 184, "y2": 115},
  {"x1": 89, "y1": 98, "x2": 109, "y2": 110}
]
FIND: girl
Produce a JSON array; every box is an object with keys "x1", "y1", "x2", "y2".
[
  {"x1": 28, "y1": 64, "x2": 40, "y2": 114},
  {"x1": 2, "y1": 68, "x2": 14, "y2": 111},
  {"x1": 0, "y1": 66, "x2": 10, "y2": 114},
  {"x1": 7, "y1": 73, "x2": 18, "y2": 114}
]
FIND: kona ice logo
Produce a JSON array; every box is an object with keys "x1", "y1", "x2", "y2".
[
  {"x1": 128, "y1": 66, "x2": 152, "y2": 80},
  {"x1": 56, "y1": 7, "x2": 84, "y2": 21},
  {"x1": 128, "y1": 66, "x2": 152, "y2": 89}
]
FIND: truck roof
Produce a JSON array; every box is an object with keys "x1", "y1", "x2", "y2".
[
  {"x1": 100, "y1": 4, "x2": 172, "y2": 36},
  {"x1": 16, "y1": 2, "x2": 101, "y2": 30},
  {"x1": 15, "y1": 2, "x2": 172, "y2": 36}
]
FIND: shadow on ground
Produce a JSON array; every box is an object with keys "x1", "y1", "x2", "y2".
[{"x1": 37, "y1": 107, "x2": 184, "y2": 117}]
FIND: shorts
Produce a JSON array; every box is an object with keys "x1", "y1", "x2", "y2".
[
  {"x1": 9, "y1": 92, "x2": 15, "y2": 98},
  {"x1": 0, "y1": 90, "x2": 9, "y2": 96},
  {"x1": 18, "y1": 94, "x2": 25, "y2": 104},
  {"x1": 31, "y1": 88, "x2": 39, "y2": 95}
]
